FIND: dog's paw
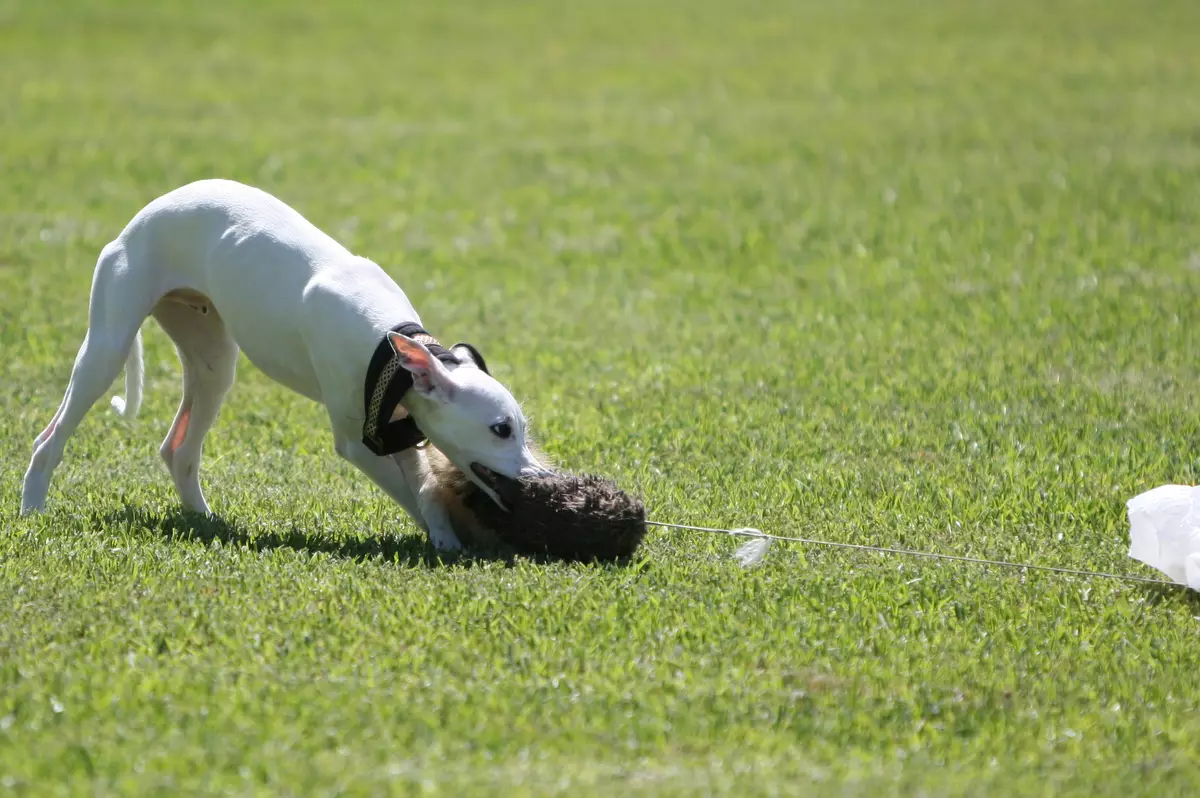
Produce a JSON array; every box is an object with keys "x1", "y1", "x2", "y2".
[
  {"x1": 424, "y1": 512, "x2": 464, "y2": 553},
  {"x1": 417, "y1": 488, "x2": 464, "y2": 552},
  {"x1": 20, "y1": 472, "x2": 50, "y2": 516},
  {"x1": 429, "y1": 530, "x2": 464, "y2": 553}
]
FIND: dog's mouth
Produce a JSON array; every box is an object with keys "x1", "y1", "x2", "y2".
[
  {"x1": 470, "y1": 462, "x2": 501, "y2": 491},
  {"x1": 470, "y1": 463, "x2": 521, "y2": 510}
]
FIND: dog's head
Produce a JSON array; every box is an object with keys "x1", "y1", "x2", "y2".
[{"x1": 387, "y1": 332, "x2": 549, "y2": 506}]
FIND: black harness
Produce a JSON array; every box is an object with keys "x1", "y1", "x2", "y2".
[{"x1": 361, "y1": 322, "x2": 490, "y2": 456}]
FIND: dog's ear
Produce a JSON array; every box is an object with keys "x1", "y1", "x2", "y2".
[
  {"x1": 450, "y1": 343, "x2": 490, "y2": 375},
  {"x1": 388, "y1": 332, "x2": 454, "y2": 400}
]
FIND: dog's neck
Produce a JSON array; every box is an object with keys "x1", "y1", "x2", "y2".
[{"x1": 361, "y1": 322, "x2": 458, "y2": 456}]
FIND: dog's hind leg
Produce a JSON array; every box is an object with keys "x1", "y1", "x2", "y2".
[
  {"x1": 151, "y1": 296, "x2": 239, "y2": 515},
  {"x1": 21, "y1": 242, "x2": 156, "y2": 514}
]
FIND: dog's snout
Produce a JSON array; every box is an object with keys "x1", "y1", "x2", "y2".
[{"x1": 517, "y1": 448, "x2": 552, "y2": 479}]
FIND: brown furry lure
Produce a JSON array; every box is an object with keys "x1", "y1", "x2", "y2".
[{"x1": 425, "y1": 446, "x2": 647, "y2": 562}]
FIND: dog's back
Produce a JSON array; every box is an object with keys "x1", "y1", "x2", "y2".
[
  {"x1": 111, "y1": 179, "x2": 415, "y2": 399},
  {"x1": 118, "y1": 179, "x2": 349, "y2": 292}
]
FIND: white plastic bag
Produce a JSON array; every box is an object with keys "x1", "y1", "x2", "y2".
[{"x1": 1126, "y1": 484, "x2": 1200, "y2": 590}]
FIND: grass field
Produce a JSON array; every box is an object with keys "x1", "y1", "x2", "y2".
[{"x1": 4, "y1": 0, "x2": 1200, "y2": 794}]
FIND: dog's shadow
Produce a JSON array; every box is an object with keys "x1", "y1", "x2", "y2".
[{"x1": 103, "y1": 503, "x2": 510, "y2": 568}]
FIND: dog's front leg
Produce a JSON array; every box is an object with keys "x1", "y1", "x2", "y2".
[
  {"x1": 311, "y1": 342, "x2": 461, "y2": 552},
  {"x1": 334, "y1": 438, "x2": 462, "y2": 552},
  {"x1": 391, "y1": 447, "x2": 463, "y2": 553}
]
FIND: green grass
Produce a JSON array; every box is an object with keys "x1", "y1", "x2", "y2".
[{"x1": 3, "y1": 0, "x2": 1200, "y2": 793}]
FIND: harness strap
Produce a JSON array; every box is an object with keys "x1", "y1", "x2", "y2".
[
  {"x1": 362, "y1": 323, "x2": 457, "y2": 455},
  {"x1": 360, "y1": 323, "x2": 491, "y2": 456}
]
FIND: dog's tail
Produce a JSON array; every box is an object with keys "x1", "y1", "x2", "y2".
[{"x1": 109, "y1": 329, "x2": 144, "y2": 419}]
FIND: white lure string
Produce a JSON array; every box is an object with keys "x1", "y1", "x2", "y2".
[{"x1": 646, "y1": 520, "x2": 1179, "y2": 587}]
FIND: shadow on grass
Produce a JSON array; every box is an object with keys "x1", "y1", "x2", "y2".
[
  {"x1": 103, "y1": 503, "x2": 507, "y2": 568},
  {"x1": 102, "y1": 503, "x2": 644, "y2": 571}
]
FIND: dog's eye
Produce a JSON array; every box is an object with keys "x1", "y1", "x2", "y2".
[{"x1": 490, "y1": 422, "x2": 513, "y2": 439}]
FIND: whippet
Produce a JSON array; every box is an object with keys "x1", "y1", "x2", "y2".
[{"x1": 20, "y1": 179, "x2": 547, "y2": 550}]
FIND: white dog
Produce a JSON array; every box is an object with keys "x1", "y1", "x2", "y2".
[{"x1": 20, "y1": 179, "x2": 547, "y2": 550}]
